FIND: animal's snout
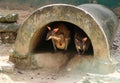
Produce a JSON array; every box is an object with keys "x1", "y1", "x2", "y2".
[
  {"x1": 46, "y1": 35, "x2": 49, "y2": 40},
  {"x1": 46, "y1": 32, "x2": 52, "y2": 40},
  {"x1": 46, "y1": 35, "x2": 51, "y2": 40}
]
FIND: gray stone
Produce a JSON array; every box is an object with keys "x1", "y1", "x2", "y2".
[
  {"x1": 0, "y1": 61, "x2": 15, "y2": 73},
  {"x1": 0, "y1": 23, "x2": 20, "y2": 32},
  {"x1": 0, "y1": 13, "x2": 18, "y2": 23}
]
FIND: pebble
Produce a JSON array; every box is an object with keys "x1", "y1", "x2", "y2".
[{"x1": 0, "y1": 61, "x2": 15, "y2": 73}]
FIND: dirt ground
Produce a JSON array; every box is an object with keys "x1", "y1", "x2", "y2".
[{"x1": 0, "y1": 8, "x2": 120, "y2": 83}]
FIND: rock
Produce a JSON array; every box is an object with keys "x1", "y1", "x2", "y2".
[
  {"x1": 0, "y1": 32, "x2": 17, "y2": 44},
  {"x1": 82, "y1": 78, "x2": 91, "y2": 83},
  {"x1": 17, "y1": 71, "x2": 24, "y2": 74},
  {"x1": 0, "y1": 22, "x2": 19, "y2": 44},
  {"x1": 0, "y1": 23, "x2": 20, "y2": 32},
  {"x1": 0, "y1": 61, "x2": 15, "y2": 73},
  {"x1": 113, "y1": 7, "x2": 120, "y2": 18},
  {"x1": 0, "y1": 14, "x2": 18, "y2": 23},
  {"x1": 0, "y1": 16, "x2": 6, "y2": 23},
  {"x1": 5, "y1": 14, "x2": 18, "y2": 23}
]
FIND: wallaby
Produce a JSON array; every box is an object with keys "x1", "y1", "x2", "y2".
[
  {"x1": 74, "y1": 33, "x2": 90, "y2": 55},
  {"x1": 46, "y1": 23, "x2": 70, "y2": 51}
]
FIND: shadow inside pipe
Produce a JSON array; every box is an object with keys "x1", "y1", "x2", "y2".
[
  {"x1": 30, "y1": 21, "x2": 94, "y2": 71},
  {"x1": 31, "y1": 21, "x2": 94, "y2": 56}
]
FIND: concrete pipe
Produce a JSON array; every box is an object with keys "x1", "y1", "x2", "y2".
[{"x1": 9, "y1": 4, "x2": 119, "y2": 74}]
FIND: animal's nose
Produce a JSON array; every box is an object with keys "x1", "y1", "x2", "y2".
[
  {"x1": 46, "y1": 35, "x2": 51, "y2": 40},
  {"x1": 46, "y1": 37, "x2": 49, "y2": 40}
]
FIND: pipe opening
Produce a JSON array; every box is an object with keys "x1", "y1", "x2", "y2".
[{"x1": 31, "y1": 21, "x2": 94, "y2": 56}]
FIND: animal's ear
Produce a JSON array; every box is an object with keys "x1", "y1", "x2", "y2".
[
  {"x1": 47, "y1": 26, "x2": 51, "y2": 30},
  {"x1": 75, "y1": 33, "x2": 78, "y2": 38},
  {"x1": 82, "y1": 37, "x2": 87, "y2": 42},
  {"x1": 53, "y1": 28, "x2": 59, "y2": 33}
]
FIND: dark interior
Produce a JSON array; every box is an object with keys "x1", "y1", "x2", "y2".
[{"x1": 32, "y1": 21, "x2": 93, "y2": 55}]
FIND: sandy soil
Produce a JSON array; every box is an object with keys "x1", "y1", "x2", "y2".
[{"x1": 0, "y1": 8, "x2": 120, "y2": 83}]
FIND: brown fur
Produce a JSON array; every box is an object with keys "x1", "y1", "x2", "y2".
[
  {"x1": 74, "y1": 33, "x2": 90, "y2": 55},
  {"x1": 46, "y1": 23, "x2": 70, "y2": 51}
]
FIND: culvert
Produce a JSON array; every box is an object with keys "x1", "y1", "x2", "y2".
[{"x1": 9, "y1": 4, "x2": 119, "y2": 74}]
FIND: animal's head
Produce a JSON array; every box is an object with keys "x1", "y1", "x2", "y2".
[
  {"x1": 75, "y1": 33, "x2": 88, "y2": 50},
  {"x1": 46, "y1": 26, "x2": 59, "y2": 40}
]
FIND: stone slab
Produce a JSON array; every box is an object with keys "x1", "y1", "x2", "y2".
[{"x1": 0, "y1": 61, "x2": 15, "y2": 73}]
